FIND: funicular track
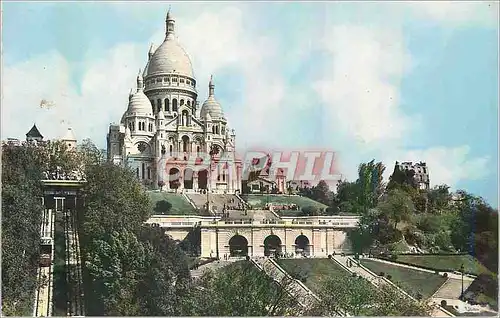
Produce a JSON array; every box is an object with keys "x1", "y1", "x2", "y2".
[
  {"x1": 33, "y1": 209, "x2": 55, "y2": 317},
  {"x1": 63, "y1": 208, "x2": 85, "y2": 316}
]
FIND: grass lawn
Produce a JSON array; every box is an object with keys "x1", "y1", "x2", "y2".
[
  {"x1": 147, "y1": 192, "x2": 198, "y2": 215},
  {"x1": 360, "y1": 259, "x2": 447, "y2": 299},
  {"x1": 393, "y1": 254, "x2": 492, "y2": 276},
  {"x1": 242, "y1": 194, "x2": 328, "y2": 213},
  {"x1": 276, "y1": 258, "x2": 350, "y2": 294}
]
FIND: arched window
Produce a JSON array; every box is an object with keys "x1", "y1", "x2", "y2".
[
  {"x1": 182, "y1": 136, "x2": 190, "y2": 153},
  {"x1": 197, "y1": 145, "x2": 200, "y2": 153},
  {"x1": 216, "y1": 126, "x2": 219, "y2": 134},
  {"x1": 147, "y1": 167, "x2": 151, "y2": 179},
  {"x1": 165, "y1": 99, "x2": 170, "y2": 112},
  {"x1": 169, "y1": 145, "x2": 173, "y2": 155},
  {"x1": 157, "y1": 99, "x2": 162, "y2": 110},
  {"x1": 212, "y1": 126, "x2": 215, "y2": 134},
  {"x1": 172, "y1": 99, "x2": 178, "y2": 112},
  {"x1": 187, "y1": 100, "x2": 191, "y2": 107},
  {"x1": 141, "y1": 163, "x2": 145, "y2": 180},
  {"x1": 180, "y1": 99, "x2": 185, "y2": 106}
]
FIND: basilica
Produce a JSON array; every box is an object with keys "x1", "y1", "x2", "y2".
[{"x1": 106, "y1": 10, "x2": 242, "y2": 193}]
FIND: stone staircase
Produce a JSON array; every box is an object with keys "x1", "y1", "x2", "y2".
[
  {"x1": 190, "y1": 258, "x2": 240, "y2": 279},
  {"x1": 251, "y1": 257, "x2": 325, "y2": 312},
  {"x1": 432, "y1": 278, "x2": 473, "y2": 300}
]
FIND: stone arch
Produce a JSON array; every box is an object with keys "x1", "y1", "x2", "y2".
[
  {"x1": 168, "y1": 167, "x2": 180, "y2": 189},
  {"x1": 198, "y1": 170, "x2": 208, "y2": 189},
  {"x1": 164, "y1": 98, "x2": 170, "y2": 112},
  {"x1": 172, "y1": 98, "x2": 178, "y2": 112},
  {"x1": 184, "y1": 168, "x2": 194, "y2": 189},
  {"x1": 295, "y1": 234, "x2": 311, "y2": 256},
  {"x1": 263, "y1": 234, "x2": 282, "y2": 257},
  {"x1": 228, "y1": 235, "x2": 248, "y2": 256},
  {"x1": 182, "y1": 135, "x2": 190, "y2": 153}
]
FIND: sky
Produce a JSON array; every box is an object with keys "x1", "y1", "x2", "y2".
[{"x1": 1, "y1": 1, "x2": 498, "y2": 207}]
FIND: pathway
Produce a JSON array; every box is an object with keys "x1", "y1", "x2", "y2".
[{"x1": 366, "y1": 257, "x2": 476, "y2": 280}]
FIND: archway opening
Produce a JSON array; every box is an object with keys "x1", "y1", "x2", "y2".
[
  {"x1": 184, "y1": 168, "x2": 194, "y2": 189},
  {"x1": 295, "y1": 235, "x2": 311, "y2": 257},
  {"x1": 198, "y1": 170, "x2": 208, "y2": 189},
  {"x1": 264, "y1": 235, "x2": 282, "y2": 257},
  {"x1": 182, "y1": 135, "x2": 190, "y2": 153},
  {"x1": 229, "y1": 235, "x2": 248, "y2": 257},
  {"x1": 168, "y1": 168, "x2": 180, "y2": 189}
]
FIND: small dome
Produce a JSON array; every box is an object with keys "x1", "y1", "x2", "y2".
[
  {"x1": 62, "y1": 128, "x2": 76, "y2": 141},
  {"x1": 201, "y1": 96, "x2": 223, "y2": 119},
  {"x1": 200, "y1": 75, "x2": 224, "y2": 119},
  {"x1": 128, "y1": 73, "x2": 153, "y2": 115},
  {"x1": 129, "y1": 91, "x2": 153, "y2": 115}
]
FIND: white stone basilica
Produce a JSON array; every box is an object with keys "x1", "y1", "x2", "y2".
[{"x1": 107, "y1": 10, "x2": 242, "y2": 193}]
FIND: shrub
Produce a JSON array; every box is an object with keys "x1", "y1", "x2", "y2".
[
  {"x1": 328, "y1": 254, "x2": 332, "y2": 259},
  {"x1": 352, "y1": 273, "x2": 357, "y2": 278},
  {"x1": 443, "y1": 273, "x2": 448, "y2": 278},
  {"x1": 245, "y1": 256, "x2": 250, "y2": 261},
  {"x1": 441, "y1": 300, "x2": 447, "y2": 307},
  {"x1": 390, "y1": 254, "x2": 398, "y2": 261},
  {"x1": 378, "y1": 272, "x2": 385, "y2": 277},
  {"x1": 386, "y1": 275, "x2": 392, "y2": 280},
  {"x1": 416, "y1": 293, "x2": 423, "y2": 300}
]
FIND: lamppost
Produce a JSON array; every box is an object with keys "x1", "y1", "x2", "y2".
[
  {"x1": 460, "y1": 263, "x2": 465, "y2": 299},
  {"x1": 460, "y1": 264, "x2": 464, "y2": 300}
]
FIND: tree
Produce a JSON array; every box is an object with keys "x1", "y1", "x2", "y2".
[
  {"x1": 314, "y1": 273, "x2": 377, "y2": 315},
  {"x1": 378, "y1": 189, "x2": 414, "y2": 230},
  {"x1": 310, "y1": 180, "x2": 332, "y2": 205},
  {"x1": 1, "y1": 143, "x2": 45, "y2": 315},
  {"x1": 181, "y1": 261, "x2": 301, "y2": 316},
  {"x1": 300, "y1": 205, "x2": 319, "y2": 216}
]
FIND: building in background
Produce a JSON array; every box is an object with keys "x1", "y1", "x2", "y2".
[{"x1": 394, "y1": 161, "x2": 430, "y2": 190}]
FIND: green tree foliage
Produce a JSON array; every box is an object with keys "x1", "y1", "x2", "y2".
[
  {"x1": 182, "y1": 261, "x2": 301, "y2": 316},
  {"x1": 77, "y1": 141, "x2": 191, "y2": 316},
  {"x1": 1, "y1": 143, "x2": 45, "y2": 315},
  {"x1": 387, "y1": 165, "x2": 417, "y2": 190},
  {"x1": 300, "y1": 205, "x2": 319, "y2": 216},
  {"x1": 313, "y1": 275, "x2": 430, "y2": 316},
  {"x1": 378, "y1": 189, "x2": 414, "y2": 230}
]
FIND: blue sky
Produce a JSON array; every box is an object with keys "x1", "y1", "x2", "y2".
[{"x1": 2, "y1": 1, "x2": 498, "y2": 206}]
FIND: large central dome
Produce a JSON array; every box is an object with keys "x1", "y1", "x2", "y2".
[{"x1": 145, "y1": 11, "x2": 194, "y2": 79}]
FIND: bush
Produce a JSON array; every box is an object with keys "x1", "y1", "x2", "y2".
[
  {"x1": 378, "y1": 272, "x2": 385, "y2": 277},
  {"x1": 328, "y1": 254, "x2": 332, "y2": 259},
  {"x1": 441, "y1": 300, "x2": 447, "y2": 307},
  {"x1": 390, "y1": 254, "x2": 398, "y2": 261},
  {"x1": 443, "y1": 273, "x2": 448, "y2": 278},
  {"x1": 386, "y1": 275, "x2": 392, "y2": 280},
  {"x1": 352, "y1": 273, "x2": 357, "y2": 278},
  {"x1": 245, "y1": 256, "x2": 250, "y2": 261},
  {"x1": 416, "y1": 293, "x2": 423, "y2": 300}
]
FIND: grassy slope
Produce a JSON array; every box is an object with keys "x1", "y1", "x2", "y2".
[
  {"x1": 276, "y1": 258, "x2": 350, "y2": 294},
  {"x1": 394, "y1": 254, "x2": 492, "y2": 276},
  {"x1": 148, "y1": 192, "x2": 198, "y2": 215},
  {"x1": 360, "y1": 259, "x2": 447, "y2": 299},
  {"x1": 242, "y1": 194, "x2": 328, "y2": 214}
]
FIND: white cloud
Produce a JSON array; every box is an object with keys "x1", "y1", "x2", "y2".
[
  {"x1": 1, "y1": 3, "x2": 492, "y2": 191},
  {"x1": 2, "y1": 4, "x2": 289, "y2": 148},
  {"x1": 382, "y1": 146, "x2": 490, "y2": 189},
  {"x1": 405, "y1": 1, "x2": 499, "y2": 27},
  {"x1": 314, "y1": 25, "x2": 414, "y2": 147}
]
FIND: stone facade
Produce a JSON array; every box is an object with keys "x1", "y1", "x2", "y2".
[{"x1": 106, "y1": 10, "x2": 242, "y2": 193}]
